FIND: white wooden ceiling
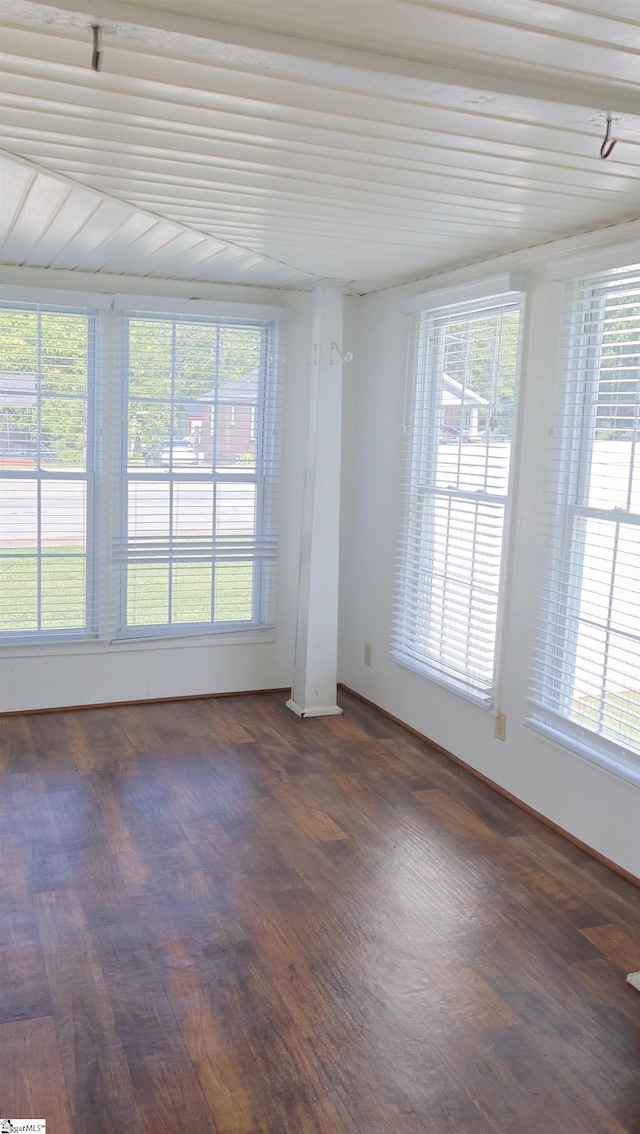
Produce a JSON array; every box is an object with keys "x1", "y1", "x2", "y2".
[
  {"x1": 0, "y1": 151, "x2": 317, "y2": 287},
  {"x1": 0, "y1": 0, "x2": 639, "y2": 292}
]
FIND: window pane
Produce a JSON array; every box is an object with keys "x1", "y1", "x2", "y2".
[
  {"x1": 128, "y1": 401, "x2": 172, "y2": 469},
  {"x1": 415, "y1": 496, "x2": 503, "y2": 686},
  {"x1": 610, "y1": 527, "x2": 640, "y2": 635},
  {"x1": 216, "y1": 481, "x2": 256, "y2": 535},
  {"x1": 128, "y1": 481, "x2": 170, "y2": 547},
  {"x1": 440, "y1": 309, "x2": 519, "y2": 437},
  {"x1": 41, "y1": 480, "x2": 86, "y2": 547},
  {"x1": 0, "y1": 478, "x2": 37, "y2": 549},
  {"x1": 532, "y1": 265, "x2": 640, "y2": 775},
  {"x1": 128, "y1": 319, "x2": 172, "y2": 400},
  {"x1": 219, "y1": 324, "x2": 262, "y2": 384},
  {"x1": 0, "y1": 554, "x2": 37, "y2": 631},
  {"x1": 39, "y1": 397, "x2": 87, "y2": 471},
  {"x1": 586, "y1": 440, "x2": 635, "y2": 511},
  {"x1": 41, "y1": 555, "x2": 86, "y2": 629},
  {"x1": 216, "y1": 369, "x2": 259, "y2": 473},
  {"x1": 0, "y1": 308, "x2": 38, "y2": 373},
  {"x1": 214, "y1": 563, "x2": 254, "y2": 622},
  {"x1": 0, "y1": 478, "x2": 89, "y2": 633},
  {"x1": 0, "y1": 305, "x2": 94, "y2": 643},
  {"x1": 173, "y1": 482, "x2": 214, "y2": 540},
  {"x1": 0, "y1": 392, "x2": 36, "y2": 468},
  {"x1": 601, "y1": 637, "x2": 640, "y2": 750},
  {"x1": 435, "y1": 439, "x2": 512, "y2": 496},
  {"x1": 166, "y1": 406, "x2": 202, "y2": 473},
  {"x1": 121, "y1": 314, "x2": 277, "y2": 637},
  {"x1": 171, "y1": 563, "x2": 212, "y2": 624},
  {"x1": 395, "y1": 293, "x2": 521, "y2": 702},
  {"x1": 127, "y1": 563, "x2": 170, "y2": 626},
  {"x1": 173, "y1": 321, "x2": 219, "y2": 401},
  {"x1": 40, "y1": 313, "x2": 88, "y2": 395},
  {"x1": 40, "y1": 480, "x2": 88, "y2": 626}
]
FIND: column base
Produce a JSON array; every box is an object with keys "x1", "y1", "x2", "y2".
[{"x1": 285, "y1": 699, "x2": 344, "y2": 719}]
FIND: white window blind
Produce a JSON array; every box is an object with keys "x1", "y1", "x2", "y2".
[
  {"x1": 0, "y1": 303, "x2": 97, "y2": 642},
  {"x1": 117, "y1": 312, "x2": 281, "y2": 638},
  {"x1": 530, "y1": 264, "x2": 640, "y2": 784},
  {"x1": 393, "y1": 291, "x2": 522, "y2": 704}
]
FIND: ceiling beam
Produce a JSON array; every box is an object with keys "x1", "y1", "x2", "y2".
[{"x1": 3, "y1": 0, "x2": 640, "y2": 137}]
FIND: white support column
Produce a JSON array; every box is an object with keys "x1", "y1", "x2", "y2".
[{"x1": 286, "y1": 282, "x2": 345, "y2": 718}]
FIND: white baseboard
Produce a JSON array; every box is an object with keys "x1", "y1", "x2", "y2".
[{"x1": 285, "y1": 699, "x2": 344, "y2": 719}]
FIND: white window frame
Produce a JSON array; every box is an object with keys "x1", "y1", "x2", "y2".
[
  {"x1": 393, "y1": 281, "x2": 524, "y2": 706},
  {"x1": 0, "y1": 301, "x2": 99, "y2": 644},
  {"x1": 528, "y1": 264, "x2": 640, "y2": 785},
  {"x1": 0, "y1": 288, "x2": 288, "y2": 648},
  {"x1": 115, "y1": 309, "x2": 280, "y2": 641}
]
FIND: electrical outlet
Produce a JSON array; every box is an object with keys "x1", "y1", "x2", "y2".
[
  {"x1": 364, "y1": 643, "x2": 372, "y2": 666},
  {"x1": 494, "y1": 711, "x2": 507, "y2": 742}
]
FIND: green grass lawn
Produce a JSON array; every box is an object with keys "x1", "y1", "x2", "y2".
[
  {"x1": 573, "y1": 690, "x2": 640, "y2": 749},
  {"x1": 0, "y1": 549, "x2": 253, "y2": 631}
]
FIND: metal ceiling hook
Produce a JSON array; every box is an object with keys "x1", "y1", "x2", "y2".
[
  {"x1": 91, "y1": 25, "x2": 102, "y2": 72},
  {"x1": 600, "y1": 114, "x2": 617, "y2": 160}
]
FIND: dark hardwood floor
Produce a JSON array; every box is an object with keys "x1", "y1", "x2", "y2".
[{"x1": 1, "y1": 689, "x2": 639, "y2": 1133}]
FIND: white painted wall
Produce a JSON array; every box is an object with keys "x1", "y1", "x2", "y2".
[
  {"x1": 339, "y1": 220, "x2": 640, "y2": 878},
  {"x1": 0, "y1": 271, "x2": 312, "y2": 712},
  {"x1": 1, "y1": 232, "x2": 638, "y2": 877}
]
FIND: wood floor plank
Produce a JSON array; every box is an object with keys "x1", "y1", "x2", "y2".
[
  {"x1": 0, "y1": 715, "x2": 38, "y2": 773},
  {"x1": 0, "y1": 833, "x2": 52, "y2": 1024},
  {"x1": 1, "y1": 691, "x2": 638, "y2": 1133},
  {"x1": 0, "y1": 1016, "x2": 74, "y2": 1132},
  {"x1": 34, "y1": 890, "x2": 146, "y2": 1134},
  {"x1": 507, "y1": 831, "x2": 640, "y2": 936},
  {"x1": 581, "y1": 924, "x2": 640, "y2": 973},
  {"x1": 249, "y1": 887, "x2": 502, "y2": 1133},
  {"x1": 572, "y1": 957, "x2": 640, "y2": 1025},
  {"x1": 94, "y1": 920, "x2": 220, "y2": 1134}
]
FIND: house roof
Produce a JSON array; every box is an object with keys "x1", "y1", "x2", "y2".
[
  {"x1": 441, "y1": 373, "x2": 488, "y2": 408},
  {"x1": 198, "y1": 372, "x2": 259, "y2": 404}
]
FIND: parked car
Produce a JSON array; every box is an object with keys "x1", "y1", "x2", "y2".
[
  {"x1": 439, "y1": 425, "x2": 471, "y2": 443},
  {"x1": 145, "y1": 440, "x2": 199, "y2": 467},
  {"x1": 160, "y1": 440, "x2": 199, "y2": 467}
]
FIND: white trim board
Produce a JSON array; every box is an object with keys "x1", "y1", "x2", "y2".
[{"x1": 402, "y1": 271, "x2": 526, "y2": 314}]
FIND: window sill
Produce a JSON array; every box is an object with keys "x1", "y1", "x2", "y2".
[
  {"x1": 524, "y1": 716, "x2": 640, "y2": 789},
  {"x1": 0, "y1": 627, "x2": 276, "y2": 659},
  {"x1": 391, "y1": 649, "x2": 493, "y2": 708}
]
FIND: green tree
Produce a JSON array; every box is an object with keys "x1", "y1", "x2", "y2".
[
  {"x1": 441, "y1": 309, "x2": 520, "y2": 438},
  {"x1": 594, "y1": 294, "x2": 640, "y2": 440},
  {"x1": 0, "y1": 308, "x2": 89, "y2": 467}
]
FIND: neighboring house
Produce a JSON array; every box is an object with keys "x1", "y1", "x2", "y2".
[
  {"x1": 0, "y1": 373, "x2": 37, "y2": 462},
  {"x1": 194, "y1": 371, "x2": 258, "y2": 466},
  {"x1": 440, "y1": 372, "x2": 488, "y2": 437}
]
